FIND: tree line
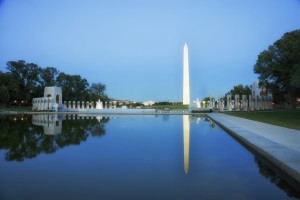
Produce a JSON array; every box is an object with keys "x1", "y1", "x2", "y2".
[
  {"x1": 1, "y1": 30, "x2": 299, "y2": 108},
  {"x1": 0, "y1": 60, "x2": 109, "y2": 106},
  {"x1": 225, "y1": 29, "x2": 300, "y2": 107},
  {"x1": 254, "y1": 29, "x2": 300, "y2": 107}
]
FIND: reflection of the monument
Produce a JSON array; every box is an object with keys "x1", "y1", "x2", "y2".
[
  {"x1": 0, "y1": 114, "x2": 109, "y2": 161},
  {"x1": 32, "y1": 114, "x2": 63, "y2": 135},
  {"x1": 183, "y1": 115, "x2": 190, "y2": 174},
  {"x1": 183, "y1": 115, "x2": 215, "y2": 174},
  {"x1": 32, "y1": 114, "x2": 107, "y2": 135}
]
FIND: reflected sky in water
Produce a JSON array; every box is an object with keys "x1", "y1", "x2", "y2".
[{"x1": 0, "y1": 114, "x2": 299, "y2": 200}]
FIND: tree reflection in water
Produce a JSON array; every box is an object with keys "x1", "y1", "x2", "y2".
[
  {"x1": 255, "y1": 156, "x2": 300, "y2": 198},
  {"x1": 0, "y1": 114, "x2": 109, "y2": 162}
]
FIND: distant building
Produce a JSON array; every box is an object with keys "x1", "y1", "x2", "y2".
[
  {"x1": 32, "y1": 86, "x2": 64, "y2": 111},
  {"x1": 143, "y1": 101, "x2": 155, "y2": 106}
]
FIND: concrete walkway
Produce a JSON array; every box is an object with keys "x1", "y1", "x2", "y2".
[{"x1": 207, "y1": 112, "x2": 300, "y2": 186}]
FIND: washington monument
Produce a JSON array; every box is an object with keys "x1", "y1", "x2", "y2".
[{"x1": 183, "y1": 43, "x2": 190, "y2": 105}]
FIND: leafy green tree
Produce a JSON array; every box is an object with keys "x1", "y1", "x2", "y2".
[
  {"x1": 89, "y1": 82, "x2": 108, "y2": 101},
  {"x1": 0, "y1": 86, "x2": 10, "y2": 105},
  {"x1": 0, "y1": 71, "x2": 18, "y2": 105},
  {"x1": 6, "y1": 60, "x2": 41, "y2": 102},
  {"x1": 39, "y1": 67, "x2": 59, "y2": 87},
  {"x1": 56, "y1": 73, "x2": 89, "y2": 101},
  {"x1": 203, "y1": 97, "x2": 211, "y2": 102},
  {"x1": 4, "y1": 60, "x2": 109, "y2": 104},
  {"x1": 227, "y1": 84, "x2": 251, "y2": 97},
  {"x1": 254, "y1": 29, "x2": 300, "y2": 107},
  {"x1": 153, "y1": 102, "x2": 172, "y2": 106}
]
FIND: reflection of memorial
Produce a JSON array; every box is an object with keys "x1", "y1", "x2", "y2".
[
  {"x1": 183, "y1": 115, "x2": 215, "y2": 174},
  {"x1": 1, "y1": 114, "x2": 109, "y2": 162},
  {"x1": 183, "y1": 115, "x2": 190, "y2": 174},
  {"x1": 32, "y1": 114, "x2": 63, "y2": 135}
]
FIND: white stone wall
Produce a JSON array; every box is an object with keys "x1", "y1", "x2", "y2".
[{"x1": 32, "y1": 87, "x2": 63, "y2": 111}]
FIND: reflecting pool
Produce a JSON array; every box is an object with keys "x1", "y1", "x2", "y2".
[{"x1": 0, "y1": 114, "x2": 299, "y2": 200}]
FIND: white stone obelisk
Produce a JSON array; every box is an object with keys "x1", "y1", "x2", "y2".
[{"x1": 183, "y1": 43, "x2": 190, "y2": 105}]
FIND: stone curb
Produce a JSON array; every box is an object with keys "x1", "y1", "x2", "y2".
[{"x1": 207, "y1": 113, "x2": 300, "y2": 191}]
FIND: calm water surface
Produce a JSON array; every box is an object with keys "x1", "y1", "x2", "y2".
[{"x1": 0, "y1": 114, "x2": 299, "y2": 200}]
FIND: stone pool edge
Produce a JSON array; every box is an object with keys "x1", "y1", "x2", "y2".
[{"x1": 206, "y1": 113, "x2": 300, "y2": 191}]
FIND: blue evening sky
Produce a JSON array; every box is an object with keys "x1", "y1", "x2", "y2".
[{"x1": 1, "y1": 0, "x2": 300, "y2": 102}]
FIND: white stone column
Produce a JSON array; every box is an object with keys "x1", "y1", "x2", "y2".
[
  {"x1": 226, "y1": 95, "x2": 230, "y2": 110},
  {"x1": 242, "y1": 95, "x2": 247, "y2": 111},
  {"x1": 90, "y1": 101, "x2": 94, "y2": 109},
  {"x1": 257, "y1": 96, "x2": 261, "y2": 110},
  {"x1": 255, "y1": 96, "x2": 258, "y2": 110},
  {"x1": 248, "y1": 95, "x2": 253, "y2": 110},
  {"x1": 234, "y1": 95, "x2": 238, "y2": 110},
  {"x1": 269, "y1": 95, "x2": 273, "y2": 109},
  {"x1": 44, "y1": 98, "x2": 48, "y2": 110}
]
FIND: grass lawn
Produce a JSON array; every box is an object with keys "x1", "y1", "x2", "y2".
[
  {"x1": 0, "y1": 106, "x2": 32, "y2": 112},
  {"x1": 224, "y1": 109, "x2": 300, "y2": 130},
  {"x1": 151, "y1": 104, "x2": 188, "y2": 110}
]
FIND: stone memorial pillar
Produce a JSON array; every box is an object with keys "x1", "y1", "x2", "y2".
[
  {"x1": 46, "y1": 98, "x2": 49, "y2": 110},
  {"x1": 72, "y1": 101, "x2": 75, "y2": 109},
  {"x1": 264, "y1": 96, "x2": 268, "y2": 110},
  {"x1": 255, "y1": 96, "x2": 258, "y2": 110},
  {"x1": 248, "y1": 95, "x2": 253, "y2": 111},
  {"x1": 86, "y1": 101, "x2": 90, "y2": 109},
  {"x1": 242, "y1": 95, "x2": 247, "y2": 111},
  {"x1": 234, "y1": 95, "x2": 238, "y2": 110},
  {"x1": 258, "y1": 96, "x2": 261, "y2": 110},
  {"x1": 77, "y1": 101, "x2": 80, "y2": 109},
  {"x1": 265, "y1": 96, "x2": 268, "y2": 109},
  {"x1": 227, "y1": 95, "x2": 231, "y2": 111},
  {"x1": 64, "y1": 101, "x2": 67, "y2": 108},
  {"x1": 219, "y1": 99, "x2": 224, "y2": 112},
  {"x1": 269, "y1": 95, "x2": 273, "y2": 109},
  {"x1": 221, "y1": 99, "x2": 224, "y2": 111},
  {"x1": 81, "y1": 101, "x2": 85, "y2": 109},
  {"x1": 210, "y1": 98, "x2": 213, "y2": 109}
]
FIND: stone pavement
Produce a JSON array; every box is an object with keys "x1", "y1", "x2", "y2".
[{"x1": 206, "y1": 112, "x2": 300, "y2": 186}]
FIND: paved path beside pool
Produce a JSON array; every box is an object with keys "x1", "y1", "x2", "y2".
[{"x1": 206, "y1": 112, "x2": 300, "y2": 185}]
